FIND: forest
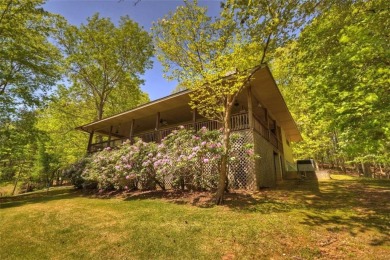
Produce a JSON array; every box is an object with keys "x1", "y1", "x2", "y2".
[{"x1": 0, "y1": 0, "x2": 389, "y2": 195}]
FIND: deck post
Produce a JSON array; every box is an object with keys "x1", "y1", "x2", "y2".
[
  {"x1": 155, "y1": 112, "x2": 160, "y2": 142},
  {"x1": 129, "y1": 119, "x2": 134, "y2": 144},
  {"x1": 107, "y1": 126, "x2": 113, "y2": 147},
  {"x1": 192, "y1": 108, "x2": 197, "y2": 131},
  {"x1": 247, "y1": 85, "x2": 254, "y2": 129},
  {"x1": 87, "y1": 130, "x2": 94, "y2": 153},
  {"x1": 265, "y1": 108, "x2": 270, "y2": 140}
]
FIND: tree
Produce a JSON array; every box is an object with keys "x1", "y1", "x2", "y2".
[
  {"x1": 57, "y1": 13, "x2": 153, "y2": 121},
  {"x1": 0, "y1": 0, "x2": 62, "y2": 109},
  {"x1": 0, "y1": 110, "x2": 39, "y2": 194},
  {"x1": 272, "y1": 0, "x2": 390, "y2": 172},
  {"x1": 152, "y1": 0, "x2": 322, "y2": 203},
  {"x1": 35, "y1": 86, "x2": 93, "y2": 172}
]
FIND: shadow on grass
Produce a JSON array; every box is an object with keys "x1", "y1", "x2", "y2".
[
  {"x1": 2, "y1": 178, "x2": 389, "y2": 245},
  {"x1": 297, "y1": 179, "x2": 390, "y2": 242},
  {"x1": 124, "y1": 178, "x2": 390, "y2": 243},
  {"x1": 0, "y1": 187, "x2": 82, "y2": 209}
]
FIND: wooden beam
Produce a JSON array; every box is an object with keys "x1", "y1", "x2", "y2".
[
  {"x1": 129, "y1": 119, "x2": 135, "y2": 144},
  {"x1": 87, "y1": 131, "x2": 94, "y2": 153},
  {"x1": 155, "y1": 112, "x2": 160, "y2": 142},
  {"x1": 192, "y1": 108, "x2": 197, "y2": 130},
  {"x1": 247, "y1": 86, "x2": 254, "y2": 129},
  {"x1": 107, "y1": 126, "x2": 113, "y2": 147}
]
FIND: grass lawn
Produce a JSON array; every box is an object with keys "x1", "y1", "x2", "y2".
[{"x1": 0, "y1": 175, "x2": 389, "y2": 259}]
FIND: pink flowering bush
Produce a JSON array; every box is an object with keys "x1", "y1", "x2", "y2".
[
  {"x1": 81, "y1": 127, "x2": 258, "y2": 192},
  {"x1": 115, "y1": 139, "x2": 163, "y2": 190},
  {"x1": 82, "y1": 147, "x2": 122, "y2": 190},
  {"x1": 156, "y1": 126, "x2": 223, "y2": 190}
]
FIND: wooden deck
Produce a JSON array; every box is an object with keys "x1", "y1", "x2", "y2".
[{"x1": 89, "y1": 112, "x2": 283, "y2": 153}]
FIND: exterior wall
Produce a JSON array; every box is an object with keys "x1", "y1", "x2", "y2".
[
  {"x1": 275, "y1": 153, "x2": 283, "y2": 182},
  {"x1": 253, "y1": 130, "x2": 277, "y2": 188},
  {"x1": 281, "y1": 128, "x2": 294, "y2": 165}
]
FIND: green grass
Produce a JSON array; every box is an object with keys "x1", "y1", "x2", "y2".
[{"x1": 0, "y1": 176, "x2": 389, "y2": 259}]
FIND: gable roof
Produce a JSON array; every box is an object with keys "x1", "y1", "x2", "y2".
[{"x1": 77, "y1": 66, "x2": 302, "y2": 142}]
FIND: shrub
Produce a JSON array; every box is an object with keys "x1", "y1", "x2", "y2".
[
  {"x1": 81, "y1": 127, "x2": 256, "y2": 192},
  {"x1": 64, "y1": 157, "x2": 92, "y2": 189},
  {"x1": 82, "y1": 147, "x2": 121, "y2": 191},
  {"x1": 115, "y1": 139, "x2": 160, "y2": 190},
  {"x1": 156, "y1": 126, "x2": 222, "y2": 190}
]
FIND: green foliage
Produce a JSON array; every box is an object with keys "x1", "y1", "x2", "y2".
[
  {"x1": 0, "y1": 111, "x2": 39, "y2": 194},
  {"x1": 57, "y1": 13, "x2": 153, "y2": 120},
  {"x1": 152, "y1": 0, "x2": 256, "y2": 121},
  {"x1": 272, "y1": 0, "x2": 390, "y2": 165},
  {"x1": 0, "y1": 0, "x2": 63, "y2": 108},
  {"x1": 0, "y1": 0, "x2": 65, "y2": 191},
  {"x1": 63, "y1": 157, "x2": 91, "y2": 189},
  {"x1": 35, "y1": 85, "x2": 93, "y2": 166}
]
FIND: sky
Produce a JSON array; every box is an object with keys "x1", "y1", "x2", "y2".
[{"x1": 43, "y1": 0, "x2": 222, "y2": 101}]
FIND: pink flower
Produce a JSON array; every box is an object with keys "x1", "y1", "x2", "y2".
[
  {"x1": 203, "y1": 158, "x2": 209, "y2": 163},
  {"x1": 201, "y1": 141, "x2": 207, "y2": 146}
]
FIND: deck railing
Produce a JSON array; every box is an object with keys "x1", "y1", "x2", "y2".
[
  {"x1": 253, "y1": 114, "x2": 283, "y2": 153},
  {"x1": 89, "y1": 112, "x2": 283, "y2": 153},
  {"x1": 253, "y1": 114, "x2": 268, "y2": 140}
]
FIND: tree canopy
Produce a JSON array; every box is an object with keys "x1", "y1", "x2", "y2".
[
  {"x1": 57, "y1": 13, "x2": 153, "y2": 120},
  {"x1": 0, "y1": 0, "x2": 62, "y2": 109},
  {"x1": 273, "y1": 0, "x2": 390, "y2": 169}
]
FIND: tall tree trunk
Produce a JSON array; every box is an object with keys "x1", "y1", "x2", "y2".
[
  {"x1": 340, "y1": 158, "x2": 346, "y2": 173},
  {"x1": 215, "y1": 100, "x2": 232, "y2": 205},
  {"x1": 12, "y1": 164, "x2": 23, "y2": 195},
  {"x1": 361, "y1": 162, "x2": 372, "y2": 178},
  {"x1": 96, "y1": 100, "x2": 105, "y2": 143},
  {"x1": 12, "y1": 177, "x2": 18, "y2": 196},
  {"x1": 379, "y1": 163, "x2": 384, "y2": 179}
]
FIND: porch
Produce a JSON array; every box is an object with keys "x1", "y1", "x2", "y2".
[{"x1": 88, "y1": 112, "x2": 283, "y2": 154}]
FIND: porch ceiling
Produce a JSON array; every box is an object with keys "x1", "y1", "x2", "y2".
[{"x1": 77, "y1": 90, "x2": 191, "y2": 133}]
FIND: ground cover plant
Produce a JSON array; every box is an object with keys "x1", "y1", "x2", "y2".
[{"x1": 0, "y1": 175, "x2": 389, "y2": 259}]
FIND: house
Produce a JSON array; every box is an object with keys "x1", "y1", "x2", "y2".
[{"x1": 76, "y1": 66, "x2": 302, "y2": 190}]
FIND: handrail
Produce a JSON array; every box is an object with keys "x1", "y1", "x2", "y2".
[{"x1": 89, "y1": 113, "x2": 258, "y2": 152}]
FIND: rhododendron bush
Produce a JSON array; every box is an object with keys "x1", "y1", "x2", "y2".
[{"x1": 82, "y1": 127, "x2": 254, "y2": 191}]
